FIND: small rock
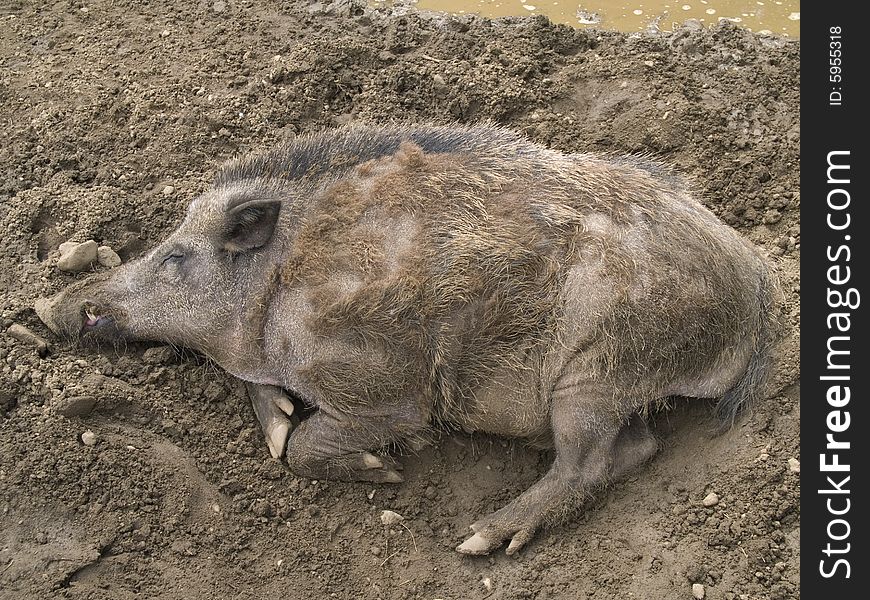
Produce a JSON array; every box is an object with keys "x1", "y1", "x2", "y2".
[
  {"x1": 788, "y1": 458, "x2": 800, "y2": 473},
  {"x1": 213, "y1": 0, "x2": 227, "y2": 12},
  {"x1": 380, "y1": 510, "x2": 404, "y2": 526},
  {"x1": 370, "y1": 545, "x2": 382, "y2": 556},
  {"x1": 702, "y1": 492, "x2": 719, "y2": 507},
  {"x1": 162, "y1": 185, "x2": 175, "y2": 196},
  {"x1": 692, "y1": 583, "x2": 706, "y2": 599},
  {"x1": 97, "y1": 246, "x2": 122, "y2": 268},
  {"x1": 58, "y1": 240, "x2": 98, "y2": 272},
  {"x1": 81, "y1": 429, "x2": 98, "y2": 446},
  {"x1": 424, "y1": 485, "x2": 438, "y2": 500},
  {"x1": 160, "y1": 29, "x2": 171, "y2": 38},
  {"x1": 55, "y1": 395, "x2": 98, "y2": 418},
  {"x1": 482, "y1": 577, "x2": 493, "y2": 591}
]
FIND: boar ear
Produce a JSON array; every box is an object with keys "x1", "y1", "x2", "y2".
[{"x1": 222, "y1": 198, "x2": 281, "y2": 253}]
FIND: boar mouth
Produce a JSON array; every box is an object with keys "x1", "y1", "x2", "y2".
[{"x1": 80, "y1": 303, "x2": 114, "y2": 334}]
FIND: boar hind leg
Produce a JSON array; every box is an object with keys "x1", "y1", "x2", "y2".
[
  {"x1": 246, "y1": 382, "x2": 299, "y2": 460},
  {"x1": 610, "y1": 416, "x2": 659, "y2": 480},
  {"x1": 283, "y1": 406, "x2": 424, "y2": 484},
  {"x1": 457, "y1": 382, "x2": 651, "y2": 556}
]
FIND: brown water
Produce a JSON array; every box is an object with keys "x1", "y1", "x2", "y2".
[{"x1": 371, "y1": 0, "x2": 800, "y2": 37}]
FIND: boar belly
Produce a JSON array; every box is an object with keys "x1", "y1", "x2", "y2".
[{"x1": 453, "y1": 366, "x2": 550, "y2": 439}]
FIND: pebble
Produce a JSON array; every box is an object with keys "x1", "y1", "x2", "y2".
[
  {"x1": 162, "y1": 185, "x2": 175, "y2": 196},
  {"x1": 55, "y1": 395, "x2": 98, "y2": 418},
  {"x1": 213, "y1": 0, "x2": 227, "y2": 13},
  {"x1": 482, "y1": 577, "x2": 493, "y2": 591},
  {"x1": 788, "y1": 458, "x2": 800, "y2": 473},
  {"x1": 702, "y1": 492, "x2": 719, "y2": 507},
  {"x1": 692, "y1": 583, "x2": 706, "y2": 599},
  {"x1": 81, "y1": 429, "x2": 98, "y2": 446},
  {"x1": 380, "y1": 510, "x2": 404, "y2": 526},
  {"x1": 424, "y1": 485, "x2": 438, "y2": 500},
  {"x1": 97, "y1": 246, "x2": 122, "y2": 268},
  {"x1": 370, "y1": 545, "x2": 382, "y2": 556},
  {"x1": 58, "y1": 240, "x2": 98, "y2": 272}
]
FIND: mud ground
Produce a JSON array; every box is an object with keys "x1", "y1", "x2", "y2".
[{"x1": 0, "y1": 1, "x2": 800, "y2": 598}]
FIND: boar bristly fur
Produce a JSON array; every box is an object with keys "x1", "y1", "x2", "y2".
[{"x1": 39, "y1": 123, "x2": 779, "y2": 556}]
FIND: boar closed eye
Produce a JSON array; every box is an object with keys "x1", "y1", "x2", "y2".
[{"x1": 161, "y1": 253, "x2": 185, "y2": 266}]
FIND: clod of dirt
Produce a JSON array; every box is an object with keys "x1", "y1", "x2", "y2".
[
  {"x1": 788, "y1": 458, "x2": 800, "y2": 473},
  {"x1": 702, "y1": 492, "x2": 720, "y2": 507},
  {"x1": 34, "y1": 297, "x2": 62, "y2": 335},
  {"x1": 58, "y1": 240, "x2": 98, "y2": 272},
  {"x1": 5, "y1": 323, "x2": 51, "y2": 357},
  {"x1": 97, "y1": 245, "x2": 122, "y2": 268},
  {"x1": 692, "y1": 583, "x2": 706, "y2": 599},
  {"x1": 162, "y1": 185, "x2": 176, "y2": 196},
  {"x1": 380, "y1": 510, "x2": 404, "y2": 525},
  {"x1": 55, "y1": 395, "x2": 98, "y2": 418},
  {"x1": 143, "y1": 346, "x2": 176, "y2": 365},
  {"x1": 81, "y1": 430, "x2": 98, "y2": 446}
]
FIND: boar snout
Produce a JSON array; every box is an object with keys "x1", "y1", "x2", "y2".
[{"x1": 35, "y1": 284, "x2": 122, "y2": 342}]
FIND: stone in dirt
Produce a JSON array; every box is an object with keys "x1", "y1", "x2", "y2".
[
  {"x1": 692, "y1": 583, "x2": 705, "y2": 599},
  {"x1": 97, "y1": 245, "x2": 122, "y2": 268},
  {"x1": 380, "y1": 510, "x2": 404, "y2": 526},
  {"x1": 57, "y1": 240, "x2": 98, "y2": 272},
  {"x1": 55, "y1": 395, "x2": 98, "y2": 418},
  {"x1": 81, "y1": 430, "x2": 98, "y2": 446},
  {"x1": 702, "y1": 492, "x2": 719, "y2": 507}
]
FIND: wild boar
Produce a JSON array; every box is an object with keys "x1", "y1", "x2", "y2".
[{"x1": 36, "y1": 123, "x2": 778, "y2": 555}]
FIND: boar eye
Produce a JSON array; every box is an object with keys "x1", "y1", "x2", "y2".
[{"x1": 161, "y1": 252, "x2": 185, "y2": 267}]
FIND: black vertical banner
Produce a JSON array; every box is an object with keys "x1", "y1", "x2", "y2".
[{"x1": 802, "y1": 4, "x2": 868, "y2": 595}]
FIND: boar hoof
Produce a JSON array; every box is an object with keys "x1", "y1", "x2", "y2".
[
  {"x1": 457, "y1": 522, "x2": 537, "y2": 556},
  {"x1": 247, "y1": 383, "x2": 297, "y2": 460},
  {"x1": 362, "y1": 452, "x2": 383, "y2": 469},
  {"x1": 456, "y1": 532, "x2": 497, "y2": 555},
  {"x1": 356, "y1": 452, "x2": 404, "y2": 483}
]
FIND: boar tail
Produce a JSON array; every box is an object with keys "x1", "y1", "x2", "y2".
[{"x1": 714, "y1": 264, "x2": 780, "y2": 430}]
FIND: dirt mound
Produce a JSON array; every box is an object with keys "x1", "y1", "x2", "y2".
[{"x1": 1, "y1": 2, "x2": 799, "y2": 598}]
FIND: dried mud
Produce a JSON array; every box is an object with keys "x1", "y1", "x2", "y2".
[{"x1": 0, "y1": 1, "x2": 799, "y2": 599}]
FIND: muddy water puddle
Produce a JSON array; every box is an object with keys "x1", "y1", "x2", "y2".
[{"x1": 371, "y1": 0, "x2": 800, "y2": 37}]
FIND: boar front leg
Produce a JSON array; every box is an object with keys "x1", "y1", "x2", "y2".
[
  {"x1": 457, "y1": 381, "x2": 657, "y2": 555},
  {"x1": 283, "y1": 404, "x2": 424, "y2": 484},
  {"x1": 246, "y1": 382, "x2": 298, "y2": 459}
]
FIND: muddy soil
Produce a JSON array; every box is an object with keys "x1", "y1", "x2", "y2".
[{"x1": 0, "y1": 1, "x2": 799, "y2": 599}]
